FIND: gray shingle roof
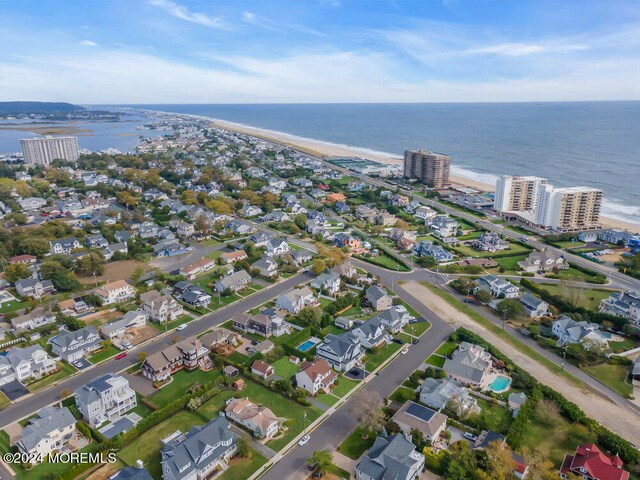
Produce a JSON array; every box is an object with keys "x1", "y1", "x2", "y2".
[{"x1": 18, "y1": 406, "x2": 75, "y2": 452}]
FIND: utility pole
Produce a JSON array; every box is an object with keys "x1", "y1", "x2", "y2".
[
  {"x1": 502, "y1": 309, "x2": 507, "y2": 330},
  {"x1": 561, "y1": 348, "x2": 567, "y2": 370}
]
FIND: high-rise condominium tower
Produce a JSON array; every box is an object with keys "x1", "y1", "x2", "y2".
[
  {"x1": 403, "y1": 149, "x2": 451, "y2": 188},
  {"x1": 20, "y1": 136, "x2": 79, "y2": 166},
  {"x1": 494, "y1": 176, "x2": 548, "y2": 213}
]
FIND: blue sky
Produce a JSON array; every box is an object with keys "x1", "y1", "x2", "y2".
[{"x1": 1, "y1": 0, "x2": 638, "y2": 103}]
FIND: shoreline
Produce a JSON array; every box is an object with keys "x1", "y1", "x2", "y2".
[{"x1": 200, "y1": 116, "x2": 639, "y2": 232}]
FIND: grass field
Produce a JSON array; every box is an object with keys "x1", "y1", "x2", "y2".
[
  {"x1": 338, "y1": 426, "x2": 377, "y2": 460},
  {"x1": 0, "y1": 298, "x2": 31, "y2": 314},
  {"x1": 354, "y1": 253, "x2": 411, "y2": 272},
  {"x1": 536, "y1": 283, "x2": 614, "y2": 310},
  {"x1": 26, "y1": 362, "x2": 75, "y2": 393},
  {"x1": 490, "y1": 255, "x2": 528, "y2": 273},
  {"x1": 88, "y1": 344, "x2": 120, "y2": 364},
  {"x1": 582, "y1": 362, "x2": 633, "y2": 397},
  {"x1": 78, "y1": 260, "x2": 150, "y2": 285},
  {"x1": 548, "y1": 266, "x2": 600, "y2": 283},
  {"x1": 365, "y1": 342, "x2": 401, "y2": 371},
  {"x1": 403, "y1": 320, "x2": 431, "y2": 337},
  {"x1": 271, "y1": 356, "x2": 300, "y2": 380},
  {"x1": 474, "y1": 398, "x2": 513, "y2": 434},
  {"x1": 0, "y1": 392, "x2": 10, "y2": 409},
  {"x1": 148, "y1": 369, "x2": 220, "y2": 408},
  {"x1": 150, "y1": 314, "x2": 193, "y2": 332},
  {"x1": 425, "y1": 354, "x2": 446, "y2": 367},
  {"x1": 117, "y1": 410, "x2": 206, "y2": 479},
  {"x1": 455, "y1": 242, "x2": 532, "y2": 259},
  {"x1": 434, "y1": 340, "x2": 458, "y2": 357},
  {"x1": 332, "y1": 375, "x2": 359, "y2": 397},
  {"x1": 218, "y1": 450, "x2": 268, "y2": 480},
  {"x1": 389, "y1": 386, "x2": 416, "y2": 403},
  {"x1": 316, "y1": 393, "x2": 340, "y2": 407}
]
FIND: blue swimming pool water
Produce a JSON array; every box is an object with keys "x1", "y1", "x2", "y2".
[
  {"x1": 298, "y1": 340, "x2": 316, "y2": 352},
  {"x1": 489, "y1": 375, "x2": 511, "y2": 392},
  {"x1": 602, "y1": 332, "x2": 612, "y2": 339}
]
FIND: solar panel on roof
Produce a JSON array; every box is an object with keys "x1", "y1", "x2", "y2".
[{"x1": 405, "y1": 402, "x2": 435, "y2": 422}]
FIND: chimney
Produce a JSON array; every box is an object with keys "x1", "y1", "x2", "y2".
[{"x1": 136, "y1": 459, "x2": 144, "y2": 469}]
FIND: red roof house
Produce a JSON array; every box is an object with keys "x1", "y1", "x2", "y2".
[{"x1": 560, "y1": 444, "x2": 629, "y2": 480}]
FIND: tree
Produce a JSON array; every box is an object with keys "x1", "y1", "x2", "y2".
[
  {"x1": 474, "y1": 289, "x2": 492, "y2": 305},
  {"x1": 417, "y1": 256, "x2": 437, "y2": 269},
  {"x1": 521, "y1": 447, "x2": 563, "y2": 480},
  {"x1": 308, "y1": 450, "x2": 333, "y2": 474},
  {"x1": 116, "y1": 191, "x2": 140, "y2": 208},
  {"x1": 441, "y1": 441, "x2": 477, "y2": 480},
  {"x1": 3, "y1": 263, "x2": 32, "y2": 283},
  {"x1": 20, "y1": 237, "x2": 50, "y2": 256},
  {"x1": 350, "y1": 391, "x2": 386, "y2": 433},
  {"x1": 236, "y1": 437, "x2": 251, "y2": 458},
  {"x1": 455, "y1": 277, "x2": 477, "y2": 296},
  {"x1": 394, "y1": 219, "x2": 410, "y2": 230},
  {"x1": 480, "y1": 440, "x2": 517, "y2": 480},
  {"x1": 496, "y1": 298, "x2": 523, "y2": 320},
  {"x1": 60, "y1": 389, "x2": 71, "y2": 399},
  {"x1": 311, "y1": 259, "x2": 326, "y2": 275},
  {"x1": 137, "y1": 351, "x2": 148, "y2": 363},
  {"x1": 77, "y1": 252, "x2": 105, "y2": 276},
  {"x1": 297, "y1": 307, "x2": 322, "y2": 328}
]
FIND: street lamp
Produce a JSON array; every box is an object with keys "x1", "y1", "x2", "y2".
[
  {"x1": 561, "y1": 347, "x2": 567, "y2": 370},
  {"x1": 501, "y1": 309, "x2": 507, "y2": 330}
]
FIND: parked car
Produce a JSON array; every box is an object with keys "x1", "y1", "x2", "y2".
[
  {"x1": 412, "y1": 339, "x2": 419, "y2": 345},
  {"x1": 298, "y1": 435, "x2": 310, "y2": 446},
  {"x1": 401, "y1": 348, "x2": 409, "y2": 355},
  {"x1": 463, "y1": 432, "x2": 477, "y2": 441},
  {"x1": 392, "y1": 338, "x2": 404, "y2": 345},
  {"x1": 115, "y1": 353, "x2": 127, "y2": 360},
  {"x1": 122, "y1": 341, "x2": 133, "y2": 349},
  {"x1": 308, "y1": 462, "x2": 317, "y2": 471},
  {"x1": 73, "y1": 361, "x2": 84, "y2": 368},
  {"x1": 176, "y1": 324, "x2": 187, "y2": 331}
]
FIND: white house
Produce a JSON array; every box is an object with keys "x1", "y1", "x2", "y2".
[
  {"x1": 474, "y1": 275, "x2": 521, "y2": 299},
  {"x1": 310, "y1": 272, "x2": 341, "y2": 295},
  {"x1": 295, "y1": 358, "x2": 338, "y2": 396},
  {"x1": 276, "y1": 286, "x2": 318, "y2": 314},
  {"x1": 225, "y1": 398, "x2": 280, "y2": 439},
  {"x1": 75, "y1": 374, "x2": 137, "y2": 427},
  {"x1": 51, "y1": 326, "x2": 102, "y2": 362},
  {"x1": 16, "y1": 406, "x2": 77, "y2": 457},
  {"x1": 551, "y1": 315, "x2": 609, "y2": 350},
  {"x1": 265, "y1": 237, "x2": 290, "y2": 257},
  {"x1": 0, "y1": 345, "x2": 56, "y2": 386},
  {"x1": 95, "y1": 280, "x2": 136, "y2": 305}
]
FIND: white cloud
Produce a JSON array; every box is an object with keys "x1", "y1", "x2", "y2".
[
  {"x1": 470, "y1": 42, "x2": 588, "y2": 56},
  {"x1": 149, "y1": 0, "x2": 230, "y2": 29},
  {"x1": 79, "y1": 40, "x2": 97, "y2": 47}
]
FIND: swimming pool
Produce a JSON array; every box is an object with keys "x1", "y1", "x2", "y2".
[
  {"x1": 489, "y1": 375, "x2": 511, "y2": 393},
  {"x1": 298, "y1": 338, "x2": 319, "y2": 352}
]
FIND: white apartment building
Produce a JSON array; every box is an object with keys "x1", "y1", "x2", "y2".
[
  {"x1": 494, "y1": 176, "x2": 547, "y2": 214},
  {"x1": 20, "y1": 136, "x2": 79, "y2": 165},
  {"x1": 75, "y1": 374, "x2": 137, "y2": 427},
  {"x1": 95, "y1": 280, "x2": 136, "y2": 305},
  {"x1": 535, "y1": 185, "x2": 603, "y2": 232}
]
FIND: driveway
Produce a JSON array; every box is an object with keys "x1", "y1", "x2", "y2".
[
  {"x1": 0, "y1": 380, "x2": 29, "y2": 401},
  {"x1": 332, "y1": 451, "x2": 356, "y2": 478},
  {"x1": 344, "y1": 368, "x2": 366, "y2": 381},
  {"x1": 124, "y1": 372, "x2": 156, "y2": 397},
  {"x1": 72, "y1": 358, "x2": 92, "y2": 370}
]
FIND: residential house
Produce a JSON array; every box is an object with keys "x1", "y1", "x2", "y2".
[
  {"x1": 0, "y1": 345, "x2": 56, "y2": 386},
  {"x1": 103, "y1": 242, "x2": 128, "y2": 260},
  {"x1": 310, "y1": 272, "x2": 341, "y2": 295},
  {"x1": 374, "y1": 306, "x2": 413, "y2": 333},
  {"x1": 518, "y1": 249, "x2": 569, "y2": 273},
  {"x1": 141, "y1": 337, "x2": 210, "y2": 382},
  {"x1": 214, "y1": 269, "x2": 252, "y2": 293},
  {"x1": 221, "y1": 250, "x2": 248, "y2": 264},
  {"x1": 354, "y1": 205, "x2": 377, "y2": 222},
  {"x1": 472, "y1": 232, "x2": 509, "y2": 252},
  {"x1": 240, "y1": 205, "x2": 262, "y2": 218},
  {"x1": 508, "y1": 392, "x2": 528, "y2": 418},
  {"x1": 160, "y1": 417, "x2": 238, "y2": 480},
  {"x1": 266, "y1": 237, "x2": 290, "y2": 257},
  {"x1": 250, "y1": 360, "x2": 274, "y2": 379},
  {"x1": 276, "y1": 286, "x2": 318, "y2": 314},
  {"x1": 225, "y1": 398, "x2": 280, "y2": 439},
  {"x1": 51, "y1": 326, "x2": 101, "y2": 362},
  {"x1": 412, "y1": 241, "x2": 454, "y2": 262},
  {"x1": 632, "y1": 358, "x2": 640, "y2": 386},
  {"x1": 551, "y1": 315, "x2": 609, "y2": 349},
  {"x1": 350, "y1": 317, "x2": 389, "y2": 349},
  {"x1": 392, "y1": 401, "x2": 448, "y2": 442},
  {"x1": 335, "y1": 316, "x2": 354, "y2": 330},
  {"x1": 366, "y1": 285, "x2": 393, "y2": 311},
  {"x1": 334, "y1": 233, "x2": 363, "y2": 253},
  {"x1": 49, "y1": 237, "x2": 82, "y2": 255},
  {"x1": 474, "y1": 275, "x2": 521, "y2": 299},
  {"x1": 100, "y1": 311, "x2": 148, "y2": 340},
  {"x1": 75, "y1": 374, "x2": 137, "y2": 427},
  {"x1": 18, "y1": 197, "x2": 47, "y2": 211},
  {"x1": 332, "y1": 260, "x2": 357, "y2": 279},
  {"x1": 85, "y1": 234, "x2": 109, "y2": 249},
  {"x1": 291, "y1": 250, "x2": 313, "y2": 266},
  {"x1": 430, "y1": 215, "x2": 459, "y2": 238},
  {"x1": 600, "y1": 291, "x2": 640, "y2": 326},
  {"x1": 578, "y1": 232, "x2": 599, "y2": 243},
  {"x1": 176, "y1": 222, "x2": 194, "y2": 237},
  {"x1": 326, "y1": 192, "x2": 346, "y2": 203},
  {"x1": 598, "y1": 229, "x2": 629, "y2": 245},
  {"x1": 239, "y1": 312, "x2": 287, "y2": 338},
  {"x1": 560, "y1": 443, "x2": 629, "y2": 480},
  {"x1": 199, "y1": 328, "x2": 240, "y2": 351},
  {"x1": 9, "y1": 254, "x2": 37, "y2": 265},
  {"x1": 109, "y1": 466, "x2": 154, "y2": 480},
  {"x1": 153, "y1": 240, "x2": 187, "y2": 257},
  {"x1": 252, "y1": 256, "x2": 278, "y2": 278},
  {"x1": 11, "y1": 306, "x2": 56, "y2": 331},
  {"x1": 316, "y1": 332, "x2": 364, "y2": 372},
  {"x1": 414, "y1": 206, "x2": 437, "y2": 221},
  {"x1": 95, "y1": 280, "x2": 136, "y2": 305},
  {"x1": 138, "y1": 221, "x2": 159, "y2": 239},
  {"x1": 355, "y1": 432, "x2": 425, "y2": 480},
  {"x1": 181, "y1": 285, "x2": 211, "y2": 308},
  {"x1": 334, "y1": 201, "x2": 350, "y2": 214},
  {"x1": 373, "y1": 211, "x2": 397, "y2": 226},
  {"x1": 419, "y1": 377, "x2": 480, "y2": 417},
  {"x1": 443, "y1": 342, "x2": 492, "y2": 387},
  {"x1": 294, "y1": 358, "x2": 337, "y2": 395},
  {"x1": 140, "y1": 290, "x2": 184, "y2": 323},
  {"x1": 179, "y1": 257, "x2": 216, "y2": 280},
  {"x1": 16, "y1": 406, "x2": 77, "y2": 457},
  {"x1": 519, "y1": 292, "x2": 551, "y2": 318},
  {"x1": 389, "y1": 194, "x2": 410, "y2": 207},
  {"x1": 250, "y1": 232, "x2": 273, "y2": 247}
]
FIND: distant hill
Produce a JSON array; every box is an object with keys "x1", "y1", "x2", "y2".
[{"x1": 0, "y1": 101, "x2": 85, "y2": 114}]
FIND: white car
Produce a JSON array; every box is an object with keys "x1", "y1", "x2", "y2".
[
  {"x1": 73, "y1": 361, "x2": 84, "y2": 368},
  {"x1": 176, "y1": 324, "x2": 187, "y2": 331},
  {"x1": 298, "y1": 435, "x2": 310, "y2": 446},
  {"x1": 463, "y1": 432, "x2": 477, "y2": 441},
  {"x1": 401, "y1": 348, "x2": 409, "y2": 355}
]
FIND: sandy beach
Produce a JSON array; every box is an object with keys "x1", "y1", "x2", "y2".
[{"x1": 208, "y1": 117, "x2": 639, "y2": 231}]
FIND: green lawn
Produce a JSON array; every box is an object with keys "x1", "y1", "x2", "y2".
[
  {"x1": 609, "y1": 337, "x2": 638, "y2": 353},
  {"x1": 88, "y1": 344, "x2": 120, "y2": 364},
  {"x1": 365, "y1": 342, "x2": 401, "y2": 371},
  {"x1": 332, "y1": 375, "x2": 359, "y2": 397},
  {"x1": 435, "y1": 340, "x2": 458, "y2": 357},
  {"x1": 394, "y1": 332, "x2": 413, "y2": 344},
  {"x1": 218, "y1": 450, "x2": 269, "y2": 480},
  {"x1": 474, "y1": 398, "x2": 513, "y2": 434},
  {"x1": 583, "y1": 362, "x2": 633, "y2": 397},
  {"x1": 0, "y1": 298, "x2": 31, "y2": 313},
  {"x1": 425, "y1": 354, "x2": 445, "y2": 368},
  {"x1": 338, "y1": 426, "x2": 377, "y2": 460},
  {"x1": 455, "y1": 242, "x2": 532, "y2": 259},
  {"x1": 316, "y1": 393, "x2": 340, "y2": 407},
  {"x1": 271, "y1": 356, "x2": 300, "y2": 380},
  {"x1": 150, "y1": 314, "x2": 193, "y2": 332},
  {"x1": 148, "y1": 369, "x2": 220, "y2": 408},
  {"x1": 489, "y1": 255, "x2": 528, "y2": 273},
  {"x1": 536, "y1": 284, "x2": 614, "y2": 310},
  {"x1": 321, "y1": 325, "x2": 345, "y2": 336},
  {"x1": 354, "y1": 253, "x2": 411, "y2": 272},
  {"x1": 403, "y1": 320, "x2": 431, "y2": 337},
  {"x1": 26, "y1": 362, "x2": 75, "y2": 393},
  {"x1": 547, "y1": 266, "x2": 599, "y2": 283},
  {"x1": 117, "y1": 410, "x2": 206, "y2": 479},
  {"x1": 389, "y1": 386, "x2": 416, "y2": 403},
  {"x1": 0, "y1": 392, "x2": 10, "y2": 409}
]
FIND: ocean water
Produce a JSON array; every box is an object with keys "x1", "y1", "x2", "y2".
[{"x1": 127, "y1": 102, "x2": 640, "y2": 225}]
